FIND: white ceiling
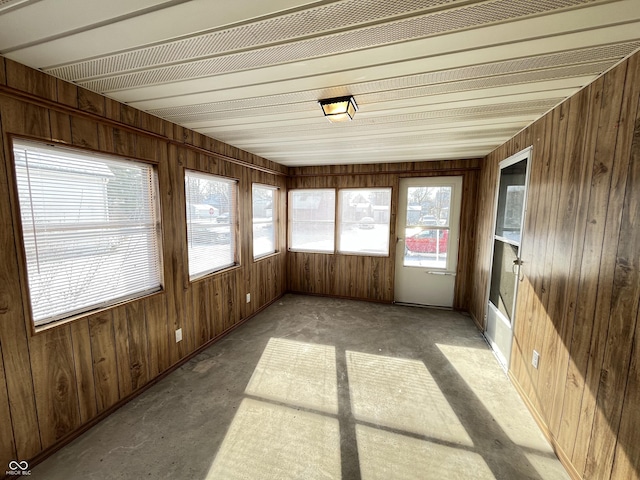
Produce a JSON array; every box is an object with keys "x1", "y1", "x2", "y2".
[{"x1": 1, "y1": 0, "x2": 639, "y2": 167}]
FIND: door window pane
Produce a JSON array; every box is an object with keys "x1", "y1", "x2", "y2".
[
  {"x1": 404, "y1": 186, "x2": 452, "y2": 268},
  {"x1": 406, "y1": 186, "x2": 451, "y2": 227},
  {"x1": 289, "y1": 189, "x2": 335, "y2": 253},
  {"x1": 495, "y1": 160, "x2": 527, "y2": 243},
  {"x1": 338, "y1": 188, "x2": 391, "y2": 255},
  {"x1": 489, "y1": 240, "x2": 518, "y2": 323}
]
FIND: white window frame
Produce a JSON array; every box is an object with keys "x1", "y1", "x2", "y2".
[
  {"x1": 252, "y1": 184, "x2": 278, "y2": 260},
  {"x1": 184, "y1": 169, "x2": 238, "y2": 280},
  {"x1": 11, "y1": 139, "x2": 163, "y2": 328},
  {"x1": 288, "y1": 188, "x2": 336, "y2": 254},
  {"x1": 337, "y1": 187, "x2": 392, "y2": 256}
]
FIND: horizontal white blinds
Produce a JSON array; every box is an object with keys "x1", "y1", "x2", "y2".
[
  {"x1": 185, "y1": 170, "x2": 237, "y2": 279},
  {"x1": 13, "y1": 140, "x2": 162, "y2": 326}
]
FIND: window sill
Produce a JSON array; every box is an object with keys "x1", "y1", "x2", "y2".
[
  {"x1": 253, "y1": 251, "x2": 281, "y2": 263},
  {"x1": 189, "y1": 263, "x2": 241, "y2": 284}
]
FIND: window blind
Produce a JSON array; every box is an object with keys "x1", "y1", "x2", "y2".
[
  {"x1": 184, "y1": 170, "x2": 237, "y2": 279},
  {"x1": 12, "y1": 140, "x2": 162, "y2": 327},
  {"x1": 252, "y1": 184, "x2": 277, "y2": 259}
]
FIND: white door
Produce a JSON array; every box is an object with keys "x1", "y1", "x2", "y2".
[
  {"x1": 394, "y1": 176, "x2": 463, "y2": 307},
  {"x1": 485, "y1": 147, "x2": 531, "y2": 370}
]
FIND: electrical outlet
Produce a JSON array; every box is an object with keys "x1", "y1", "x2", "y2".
[
  {"x1": 532, "y1": 350, "x2": 540, "y2": 369},
  {"x1": 175, "y1": 328, "x2": 183, "y2": 343},
  {"x1": 246, "y1": 293, "x2": 251, "y2": 303}
]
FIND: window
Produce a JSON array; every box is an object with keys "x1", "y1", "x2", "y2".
[
  {"x1": 12, "y1": 139, "x2": 162, "y2": 327},
  {"x1": 184, "y1": 170, "x2": 237, "y2": 279},
  {"x1": 289, "y1": 189, "x2": 335, "y2": 253},
  {"x1": 252, "y1": 184, "x2": 277, "y2": 259},
  {"x1": 338, "y1": 188, "x2": 391, "y2": 255}
]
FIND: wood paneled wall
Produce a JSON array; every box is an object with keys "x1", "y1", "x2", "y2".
[
  {"x1": 0, "y1": 58, "x2": 287, "y2": 468},
  {"x1": 470, "y1": 50, "x2": 640, "y2": 480},
  {"x1": 287, "y1": 161, "x2": 481, "y2": 309}
]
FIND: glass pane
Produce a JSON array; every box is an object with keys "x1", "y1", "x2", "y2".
[
  {"x1": 489, "y1": 240, "x2": 518, "y2": 323},
  {"x1": 403, "y1": 227, "x2": 448, "y2": 268},
  {"x1": 185, "y1": 171, "x2": 236, "y2": 279},
  {"x1": 406, "y1": 186, "x2": 451, "y2": 227},
  {"x1": 495, "y1": 160, "x2": 527, "y2": 243},
  {"x1": 338, "y1": 188, "x2": 391, "y2": 255},
  {"x1": 253, "y1": 185, "x2": 276, "y2": 259},
  {"x1": 289, "y1": 189, "x2": 335, "y2": 252}
]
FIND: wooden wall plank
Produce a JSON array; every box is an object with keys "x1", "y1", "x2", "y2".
[
  {"x1": 70, "y1": 115, "x2": 100, "y2": 150},
  {"x1": 88, "y1": 313, "x2": 120, "y2": 413},
  {"x1": 29, "y1": 327, "x2": 81, "y2": 449},
  {"x1": 69, "y1": 319, "x2": 98, "y2": 423},
  {"x1": 5, "y1": 59, "x2": 56, "y2": 101},
  {"x1": 211, "y1": 276, "x2": 224, "y2": 337},
  {"x1": 198, "y1": 279, "x2": 214, "y2": 342},
  {"x1": 144, "y1": 295, "x2": 170, "y2": 378},
  {"x1": 77, "y1": 88, "x2": 105, "y2": 117},
  {"x1": 535, "y1": 104, "x2": 569, "y2": 410},
  {"x1": 55, "y1": 79, "x2": 77, "y2": 109},
  {"x1": 111, "y1": 307, "x2": 133, "y2": 400},
  {"x1": 126, "y1": 301, "x2": 150, "y2": 391},
  {"x1": 50, "y1": 111, "x2": 72, "y2": 144},
  {"x1": 0, "y1": 342, "x2": 17, "y2": 470},
  {"x1": 162, "y1": 144, "x2": 186, "y2": 364}
]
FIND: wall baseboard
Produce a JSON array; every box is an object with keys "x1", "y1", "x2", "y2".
[{"x1": 285, "y1": 290, "x2": 394, "y2": 304}]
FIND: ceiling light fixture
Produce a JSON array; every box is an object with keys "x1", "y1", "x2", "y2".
[{"x1": 318, "y1": 96, "x2": 358, "y2": 123}]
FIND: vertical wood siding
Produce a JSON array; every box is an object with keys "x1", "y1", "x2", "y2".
[
  {"x1": 470, "y1": 51, "x2": 640, "y2": 480},
  {"x1": 0, "y1": 58, "x2": 287, "y2": 466}
]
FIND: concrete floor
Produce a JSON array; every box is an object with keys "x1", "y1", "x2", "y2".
[{"x1": 34, "y1": 294, "x2": 569, "y2": 480}]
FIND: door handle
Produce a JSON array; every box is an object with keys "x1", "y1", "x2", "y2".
[{"x1": 512, "y1": 258, "x2": 524, "y2": 281}]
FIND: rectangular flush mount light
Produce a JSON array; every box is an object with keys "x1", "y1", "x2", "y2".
[{"x1": 319, "y1": 96, "x2": 358, "y2": 122}]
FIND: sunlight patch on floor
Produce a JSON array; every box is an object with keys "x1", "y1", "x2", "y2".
[
  {"x1": 245, "y1": 337, "x2": 338, "y2": 414},
  {"x1": 356, "y1": 424, "x2": 494, "y2": 480},
  {"x1": 346, "y1": 351, "x2": 473, "y2": 446},
  {"x1": 207, "y1": 398, "x2": 341, "y2": 480}
]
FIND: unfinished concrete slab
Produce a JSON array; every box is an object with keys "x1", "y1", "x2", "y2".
[{"x1": 33, "y1": 294, "x2": 569, "y2": 480}]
